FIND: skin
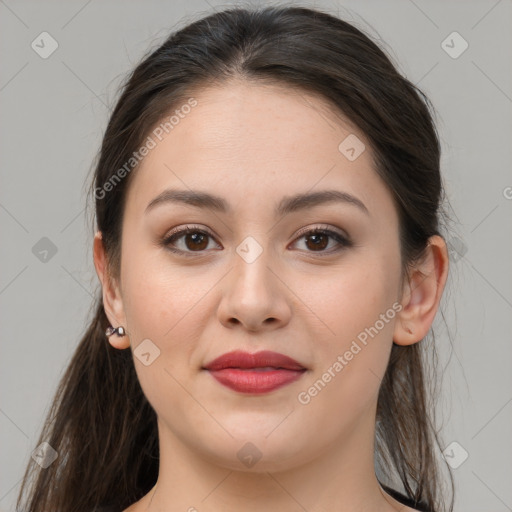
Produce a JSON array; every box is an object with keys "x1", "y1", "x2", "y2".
[{"x1": 93, "y1": 80, "x2": 449, "y2": 512}]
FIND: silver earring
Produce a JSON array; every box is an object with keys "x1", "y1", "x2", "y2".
[{"x1": 105, "y1": 326, "x2": 126, "y2": 337}]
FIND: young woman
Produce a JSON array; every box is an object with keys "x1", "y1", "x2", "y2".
[{"x1": 16, "y1": 5, "x2": 454, "y2": 512}]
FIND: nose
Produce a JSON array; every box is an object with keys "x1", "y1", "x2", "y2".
[{"x1": 216, "y1": 242, "x2": 292, "y2": 332}]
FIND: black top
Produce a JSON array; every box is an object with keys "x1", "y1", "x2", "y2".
[{"x1": 382, "y1": 484, "x2": 433, "y2": 512}]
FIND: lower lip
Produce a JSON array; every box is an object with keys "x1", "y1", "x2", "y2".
[{"x1": 206, "y1": 368, "x2": 306, "y2": 394}]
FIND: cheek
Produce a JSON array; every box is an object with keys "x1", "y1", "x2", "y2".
[
  {"x1": 119, "y1": 251, "x2": 206, "y2": 420},
  {"x1": 303, "y1": 251, "x2": 401, "y2": 394},
  {"x1": 121, "y1": 243, "x2": 187, "y2": 336},
  {"x1": 294, "y1": 284, "x2": 397, "y2": 444},
  {"x1": 120, "y1": 245, "x2": 215, "y2": 371},
  {"x1": 303, "y1": 256, "x2": 398, "y2": 335}
]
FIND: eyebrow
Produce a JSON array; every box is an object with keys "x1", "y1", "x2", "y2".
[{"x1": 145, "y1": 188, "x2": 369, "y2": 217}]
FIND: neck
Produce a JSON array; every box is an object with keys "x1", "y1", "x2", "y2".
[{"x1": 140, "y1": 410, "x2": 401, "y2": 512}]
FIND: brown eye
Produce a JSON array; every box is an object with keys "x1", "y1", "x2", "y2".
[
  {"x1": 292, "y1": 227, "x2": 352, "y2": 255},
  {"x1": 182, "y1": 232, "x2": 209, "y2": 251},
  {"x1": 162, "y1": 226, "x2": 219, "y2": 256},
  {"x1": 304, "y1": 232, "x2": 329, "y2": 251},
  {"x1": 162, "y1": 225, "x2": 351, "y2": 258}
]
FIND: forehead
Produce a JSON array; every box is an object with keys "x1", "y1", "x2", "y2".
[{"x1": 124, "y1": 80, "x2": 395, "y2": 222}]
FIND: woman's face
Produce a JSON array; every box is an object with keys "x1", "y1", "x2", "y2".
[{"x1": 111, "y1": 81, "x2": 406, "y2": 471}]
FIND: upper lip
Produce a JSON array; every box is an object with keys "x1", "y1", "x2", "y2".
[{"x1": 203, "y1": 350, "x2": 307, "y2": 371}]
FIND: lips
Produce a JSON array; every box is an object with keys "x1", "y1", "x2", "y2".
[
  {"x1": 204, "y1": 350, "x2": 306, "y2": 371},
  {"x1": 203, "y1": 350, "x2": 307, "y2": 394}
]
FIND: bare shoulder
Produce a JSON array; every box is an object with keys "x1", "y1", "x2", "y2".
[
  {"x1": 400, "y1": 505, "x2": 428, "y2": 512},
  {"x1": 121, "y1": 502, "x2": 140, "y2": 512},
  {"x1": 121, "y1": 493, "x2": 155, "y2": 512}
]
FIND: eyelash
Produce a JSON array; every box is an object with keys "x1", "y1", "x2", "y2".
[{"x1": 161, "y1": 224, "x2": 352, "y2": 258}]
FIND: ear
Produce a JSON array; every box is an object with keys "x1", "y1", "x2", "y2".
[
  {"x1": 393, "y1": 235, "x2": 449, "y2": 346},
  {"x1": 93, "y1": 231, "x2": 130, "y2": 349}
]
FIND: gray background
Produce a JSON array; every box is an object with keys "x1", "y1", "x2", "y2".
[{"x1": 1, "y1": 0, "x2": 511, "y2": 511}]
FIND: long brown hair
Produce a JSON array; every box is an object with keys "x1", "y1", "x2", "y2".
[{"x1": 16, "y1": 4, "x2": 454, "y2": 511}]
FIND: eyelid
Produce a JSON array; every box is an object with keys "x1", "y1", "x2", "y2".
[
  {"x1": 165, "y1": 224, "x2": 216, "y2": 239},
  {"x1": 163, "y1": 223, "x2": 349, "y2": 242},
  {"x1": 292, "y1": 223, "x2": 350, "y2": 242}
]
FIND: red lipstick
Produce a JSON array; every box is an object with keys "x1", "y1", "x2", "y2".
[{"x1": 203, "y1": 350, "x2": 307, "y2": 394}]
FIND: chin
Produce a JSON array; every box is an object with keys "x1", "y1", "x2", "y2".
[{"x1": 197, "y1": 429, "x2": 313, "y2": 473}]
